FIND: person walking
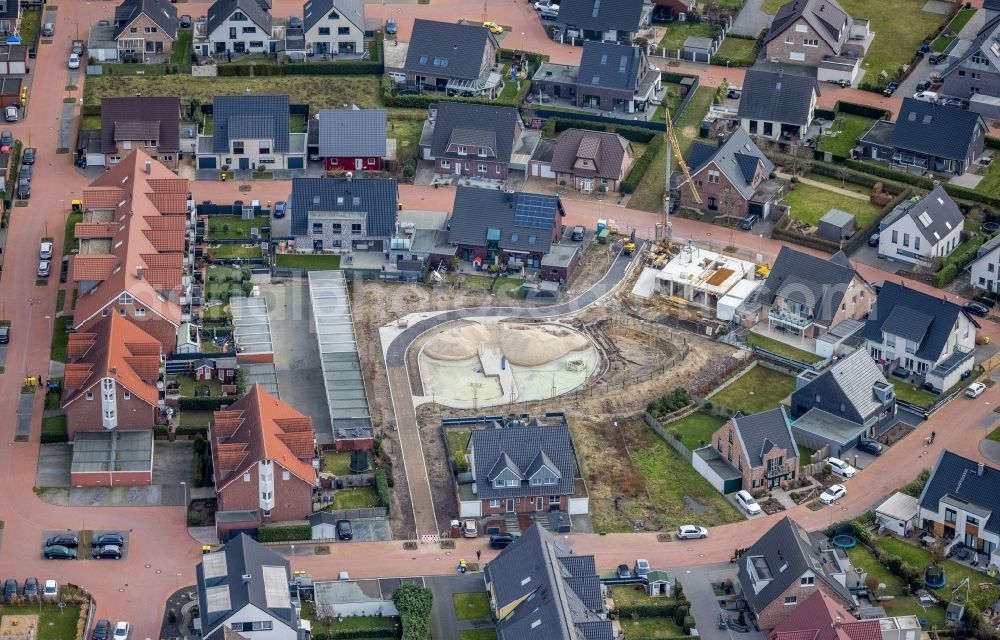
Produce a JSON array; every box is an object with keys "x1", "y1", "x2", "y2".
[{"x1": 476, "y1": 549, "x2": 481, "y2": 561}]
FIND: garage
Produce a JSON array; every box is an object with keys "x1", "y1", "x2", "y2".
[
  {"x1": 529, "y1": 139, "x2": 555, "y2": 178},
  {"x1": 817, "y1": 56, "x2": 859, "y2": 86},
  {"x1": 198, "y1": 156, "x2": 218, "y2": 169},
  {"x1": 692, "y1": 446, "x2": 743, "y2": 494},
  {"x1": 875, "y1": 492, "x2": 918, "y2": 535},
  {"x1": 287, "y1": 156, "x2": 305, "y2": 169}
]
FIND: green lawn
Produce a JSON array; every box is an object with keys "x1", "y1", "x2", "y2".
[
  {"x1": 891, "y1": 379, "x2": 939, "y2": 409},
  {"x1": 176, "y1": 374, "x2": 223, "y2": 398},
  {"x1": 453, "y1": 592, "x2": 491, "y2": 621},
  {"x1": 179, "y1": 410, "x2": 214, "y2": 427},
  {"x1": 207, "y1": 244, "x2": 262, "y2": 259},
  {"x1": 817, "y1": 113, "x2": 877, "y2": 158},
  {"x1": 388, "y1": 109, "x2": 426, "y2": 167},
  {"x1": 322, "y1": 451, "x2": 357, "y2": 476},
  {"x1": 798, "y1": 445, "x2": 816, "y2": 464},
  {"x1": 41, "y1": 416, "x2": 67, "y2": 442},
  {"x1": 171, "y1": 29, "x2": 193, "y2": 71},
  {"x1": 988, "y1": 424, "x2": 1000, "y2": 442},
  {"x1": 0, "y1": 604, "x2": 81, "y2": 640},
  {"x1": 202, "y1": 305, "x2": 231, "y2": 321},
  {"x1": 783, "y1": 182, "x2": 881, "y2": 229},
  {"x1": 300, "y1": 602, "x2": 398, "y2": 637},
  {"x1": 761, "y1": 0, "x2": 785, "y2": 13},
  {"x1": 663, "y1": 411, "x2": 725, "y2": 449},
  {"x1": 659, "y1": 22, "x2": 713, "y2": 51},
  {"x1": 711, "y1": 366, "x2": 797, "y2": 414},
  {"x1": 459, "y1": 631, "x2": 497, "y2": 640},
  {"x1": 845, "y1": 546, "x2": 946, "y2": 627},
  {"x1": 206, "y1": 265, "x2": 245, "y2": 283},
  {"x1": 630, "y1": 86, "x2": 714, "y2": 213},
  {"x1": 747, "y1": 331, "x2": 824, "y2": 363},
  {"x1": 275, "y1": 254, "x2": 342, "y2": 270},
  {"x1": 332, "y1": 486, "x2": 379, "y2": 510},
  {"x1": 931, "y1": 35, "x2": 955, "y2": 53},
  {"x1": 50, "y1": 316, "x2": 70, "y2": 363},
  {"x1": 619, "y1": 617, "x2": 687, "y2": 639},
  {"x1": 207, "y1": 216, "x2": 270, "y2": 241},
  {"x1": 875, "y1": 536, "x2": 994, "y2": 602},
  {"x1": 290, "y1": 113, "x2": 308, "y2": 134},
  {"x1": 714, "y1": 37, "x2": 757, "y2": 66},
  {"x1": 932, "y1": 8, "x2": 975, "y2": 52},
  {"x1": 63, "y1": 212, "x2": 82, "y2": 256},
  {"x1": 446, "y1": 429, "x2": 472, "y2": 472},
  {"x1": 19, "y1": 10, "x2": 40, "y2": 49},
  {"x1": 805, "y1": 172, "x2": 876, "y2": 196}
]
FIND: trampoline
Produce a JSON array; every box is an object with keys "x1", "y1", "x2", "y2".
[
  {"x1": 832, "y1": 534, "x2": 857, "y2": 548},
  {"x1": 925, "y1": 566, "x2": 946, "y2": 589}
]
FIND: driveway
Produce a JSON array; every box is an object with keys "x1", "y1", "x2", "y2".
[
  {"x1": 676, "y1": 563, "x2": 766, "y2": 640},
  {"x1": 731, "y1": 0, "x2": 772, "y2": 37},
  {"x1": 425, "y1": 573, "x2": 492, "y2": 640}
]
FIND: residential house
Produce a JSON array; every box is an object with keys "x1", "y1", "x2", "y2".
[
  {"x1": 679, "y1": 127, "x2": 781, "y2": 219},
  {"x1": 917, "y1": 450, "x2": 1000, "y2": 567},
  {"x1": 652, "y1": 0, "x2": 695, "y2": 22},
  {"x1": 210, "y1": 384, "x2": 318, "y2": 525},
  {"x1": 289, "y1": 175, "x2": 398, "y2": 253},
  {"x1": 484, "y1": 524, "x2": 613, "y2": 640},
  {"x1": 61, "y1": 313, "x2": 164, "y2": 439},
  {"x1": 789, "y1": 349, "x2": 896, "y2": 456},
  {"x1": 738, "y1": 68, "x2": 820, "y2": 141},
  {"x1": 864, "y1": 281, "x2": 977, "y2": 392},
  {"x1": 196, "y1": 94, "x2": 307, "y2": 173},
  {"x1": 204, "y1": 0, "x2": 273, "y2": 56},
  {"x1": 98, "y1": 96, "x2": 181, "y2": 170},
  {"x1": 694, "y1": 408, "x2": 799, "y2": 496},
  {"x1": 858, "y1": 98, "x2": 987, "y2": 175},
  {"x1": 737, "y1": 516, "x2": 856, "y2": 630},
  {"x1": 742, "y1": 246, "x2": 874, "y2": 343},
  {"x1": 193, "y1": 356, "x2": 238, "y2": 383},
  {"x1": 768, "y1": 591, "x2": 881, "y2": 640},
  {"x1": 72, "y1": 150, "x2": 193, "y2": 354},
  {"x1": 544, "y1": 128, "x2": 634, "y2": 193},
  {"x1": 303, "y1": 0, "x2": 365, "y2": 57},
  {"x1": 556, "y1": 0, "x2": 652, "y2": 44},
  {"x1": 530, "y1": 42, "x2": 662, "y2": 113},
  {"x1": 196, "y1": 534, "x2": 304, "y2": 640},
  {"x1": 970, "y1": 233, "x2": 1000, "y2": 294},
  {"x1": 401, "y1": 19, "x2": 501, "y2": 97},
  {"x1": 113, "y1": 0, "x2": 179, "y2": 61},
  {"x1": 315, "y1": 108, "x2": 387, "y2": 172},
  {"x1": 988, "y1": 0, "x2": 1000, "y2": 23},
  {"x1": 0, "y1": 0, "x2": 18, "y2": 35},
  {"x1": 940, "y1": 15, "x2": 1000, "y2": 101},
  {"x1": 446, "y1": 187, "x2": 572, "y2": 279},
  {"x1": 762, "y1": 0, "x2": 872, "y2": 85},
  {"x1": 458, "y1": 414, "x2": 587, "y2": 519},
  {"x1": 421, "y1": 102, "x2": 523, "y2": 181},
  {"x1": 877, "y1": 185, "x2": 964, "y2": 265}
]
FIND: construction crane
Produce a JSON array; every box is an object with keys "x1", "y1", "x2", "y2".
[{"x1": 663, "y1": 105, "x2": 701, "y2": 244}]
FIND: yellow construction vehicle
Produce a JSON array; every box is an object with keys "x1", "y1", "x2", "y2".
[
  {"x1": 756, "y1": 264, "x2": 770, "y2": 279},
  {"x1": 623, "y1": 240, "x2": 637, "y2": 256}
]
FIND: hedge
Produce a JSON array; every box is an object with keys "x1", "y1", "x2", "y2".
[
  {"x1": 552, "y1": 118, "x2": 658, "y2": 143},
  {"x1": 217, "y1": 60, "x2": 383, "y2": 76},
  {"x1": 836, "y1": 101, "x2": 891, "y2": 120},
  {"x1": 381, "y1": 75, "x2": 524, "y2": 109},
  {"x1": 258, "y1": 523, "x2": 312, "y2": 542},
  {"x1": 843, "y1": 159, "x2": 1000, "y2": 208},
  {"x1": 176, "y1": 426, "x2": 209, "y2": 437},
  {"x1": 311, "y1": 630, "x2": 394, "y2": 640},
  {"x1": 179, "y1": 397, "x2": 232, "y2": 411},
  {"x1": 393, "y1": 584, "x2": 433, "y2": 640},
  {"x1": 618, "y1": 602, "x2": 676, "y2": 618},
  {"x1": 375, "y1": 468, "x2": 390, "y2": 512},
  {"x1": 620, "y1": 134, "x2": 664, "y2": 194},
  {"x1": 934, "y1": 263, "x2": 959, "y2": 287}
]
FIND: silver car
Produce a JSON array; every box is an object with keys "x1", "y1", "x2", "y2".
[
  {"x1": 37, "y1": 260, "x2": 50, "y2": 278},
  {"x1": 676, "y1": 524, "x2": 708, "y2": 539}
]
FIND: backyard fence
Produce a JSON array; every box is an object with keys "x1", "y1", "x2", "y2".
[{"x1": 641, "y1": 411, "x2": 692, "y2": 463}]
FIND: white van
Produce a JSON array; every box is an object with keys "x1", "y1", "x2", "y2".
[
  {"x1": 913, "y1": 91, "x2": 939, "y2": 103},
  {"x1": 736, "y1": 490, "x2": 762, "y2": 515}
]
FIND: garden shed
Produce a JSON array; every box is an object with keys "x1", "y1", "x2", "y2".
[
  {"x1": 817, "y1": 208, "x2": 856, "y2": 242},
  {"x1": 875, "y1": 492, "x2": 918, "y2": 535},
  {"x1": 645, "y1": 570, "x2": 671, "y2": 597},
  {"x1": 683, "y1": 36, "x2": 714, "y2": 63}
]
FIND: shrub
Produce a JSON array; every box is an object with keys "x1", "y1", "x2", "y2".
[
  {"x1": 934, "y1": 263, "x2": 959, "y2": 288},
  {"x1": 375, "y1": 468, "x2": 391, "y2": 512},
  {"x1": 673, "y1": 604, "x2": 689, "y2": 626},
  {"x1": 258, "y1": 523, "x2": 311, "y2": 542},
  {"x1": 393, "y1": 583, "x2": 433, "y2": 640},
  {"x1": 620, "y1": 134, "x2": 664, "y2": 195},
  {"x1": 618, "y1": 602, "x2": 676, "y2": 618},
  {"x1": 683, "y1": 616, "x2": 696, "y2": 633},
  {"x1": 901, "y1": 468, "x2": 931, "y2": 497},
  {"x1": 179, "y1": 397, "x2": 231, "y2": 411},
  {"x1": 646, "y1": 387, "x2": 692, "y2": 417}
]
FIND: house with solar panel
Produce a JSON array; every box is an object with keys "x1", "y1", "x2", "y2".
[
  {"x1": 289, "y1": 175, "x2": 398, "y2": 254},
  {"x1": 196, "y1": 94, "x2": 308, "y2": 175},
  {"x1": 310, "y1": 108, "x2": 387, "y2": 172},
  {"x1": 446, "y1": 186, "x2": 577, "y2": 281}
]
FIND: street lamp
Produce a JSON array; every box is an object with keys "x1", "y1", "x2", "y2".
[{"x1": 180, "y1": 481, "x2": 188, "y2": 509}]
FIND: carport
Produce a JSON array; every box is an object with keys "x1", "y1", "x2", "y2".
[
  {"x1": 876, "y1": 492, "x2": 918, "y2": 536},
  {"x1": 314, "y1": 577, "x2": 424, "y2": 619},
  {"x1": 239, "y1": 362, "x2": 280, "y2": 396},
  {"x1": 230, "y1": 296, "x2": 274, "y2": 362},
  {"x1": 790, "y1": 408, "x2": 867, "y2": 458},
  {"x1": 70, "y1": 430, "x2": 154, "y2": 486}
]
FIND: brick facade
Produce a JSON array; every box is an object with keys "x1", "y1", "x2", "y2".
[
  {"x1": 116, "y1": 13, "x2": 175, "y2": 57},
  {"x1": 763, "y1": 20, "x2": 837, "y2": 66},
  {"x1": 709, "y1": 420, "x2": 798, "y2": 496},
  {"x1": 480, "y1": 495, "x2": 568, "y2": 517},
  {"x1": 754, "y1": 579, "x2": 853, "y2": 630},
  {"x1": 679, "y1": 164, "x2": 754, "y2": 218},
  {"x1": 217, "y1": 461, "x2": 316, "y2": 523},
  {"x1": 435, "y1": 157, "x2": 509, "y2": 180},
  {"x1": 66, "y1": 383, "x2": 157, "y2": 439},
  {"x1": 109, "y1": 142, "x2": 178, "y2": 170}
]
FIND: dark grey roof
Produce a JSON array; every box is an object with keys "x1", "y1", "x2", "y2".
[
  {"x1": 317, "y1": 109, "x2": 387, "y2": 158},
  {"x1": 864, "y1": 281, "x2": 966, "y2": 362},
  {"x1": 764, "y1": 0, "x2": 851, "y2": 52},
  {"x1": 484, "y1": 524, "x2": 614, "y2": 640},
  {"x1": 792, "y1": 349, "x2": 892, "y2": 425},
  {"x1": 756, "y1": 246, "x2": 858, "y2": 326},
  {"x1": 688, "y1": 128, "x2": 773, "y2": 201},
  {"x1": 532, "y1": 138, "x2": 555, "y2": 163},
  {"x1": 211, "y1": 94, "x2": 290, "y2": 154},
  {"x1": 577, "y1": 42, "x2": 645, "y2": 92},
  {"x1": 890, "y1": 98, "x2": 986, "y2": 161},
  {"x1": 920, "y1": 450, "x2": 1000, "y2": 535},
  {"x1": 881, "y1": 185, "x2": 963, "y2": 246},
  {"x1": 430, "y1": 102, "x2": 520, "y2": 164},
  {"x1": 207, "y1": 0, "x2": 272, "y2": 37},
  {"x1": 559, "y1": 0, "x2": 647, "y2": 33},
  {"x1": 469, "y1": 418, "x2": 575, "y2": 499},
  {"x1": 100, "y1": 96, "x2": 181, "y2": 154},
  {"x1": 737, "y1": 517, "x2": 854, "y2": 615},
  {"x1": 404, "y1": 19, "x2": 496, "y2": 81},
  {"x1": 986, "y1": 0, "x2": 1000, "y2": 10},
  {"x1": 732, "y1": 408, "x2": 798, "y2": 469},
  {"x1": 289, "y1": 176, "x2": 398, "y2": 237},
  {"x1": 448, "y1": 187, "x2": 559, "y2": 255},
  {"x1": 0, "y1": 0, "x2": 16, "y2": 21},
  {"x1": 550, "y1": 129, "x2": 630, "y2": 180},
  {"x1": 196, "y1": 534, "x2": 297, "y2": 638},
  {"x1": 942, "y1": 15, "x2": 1000, "y2": 80},
  {"x1": 738, "y1": 69, "x2": 819, "y2": 126},
  {"x1": 303, "y1": 0, "x2": 365, "y2": 34},
  {"x1": 113, "y1": 0, "x2": 179, "y2": 40}
]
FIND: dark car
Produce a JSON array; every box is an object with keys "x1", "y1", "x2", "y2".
[
  {"x1": 0, "y1": 325, "x2": 9, "y2": 344},
  {"x1": 20, "y1": 164, "x2": 32, "y2": 182},
  {"x1": 726, "y1": 88, "x2": 740, "y2": 99},
  {"x1": 22, "y1": 147, "x2": 35, "y2": 165},
  {"x1": 540, "y1": 8, "x2": 558, "y2": 20},
  {"x1": 882, "y1": 81, "x2": 898, "y2": 96},
  {"x1": 489, "y1": 534, "x2": 517, "y2": 549},
  {"x1": 22, "y1": 577, "x2": 38, "y2": 598},
  {"x1": 916, "y1": 80, "x2": 930, "y2": 92},
  {"x1": 929, "y1": 53, "x2": 947, "y2": 64},
  {"x1": 46, "y1": 533, "x2": 79, "y2": 548},
  {"x1": 867, "y1": 232, "x2": 880, "y2": 247},
  {"x1": 91, "y1": 545, "x2": 122, "y2": 560},
  {"x1": 336, "y1": 520, "x2": 353, "y2": 540},
  {"x1": 385, "y1": 18, "x2": 397, "y2": 35},
  {"x1": 180, "y1": 15, "x2": 192, "y2": 28},
  {"x1": 857, "y1": 440, "x2": 885, "y2": 456},
  {"x1": 964, "y1": 301, "x2": 990, "y2": 317},
  {"x1": 289, "y1": 16, "x2": 303, "y2": 29},
  {"x1": 92, "y1": 619, "x2": 111, "y2": 640},
  {"x1": 739, "y1": 213, "x2": 760, "y2": 230},
  {"x1": 17, "y1": 178, "x2": 29, "y2": 199},
  {"x1": 616, "y1": 564, "x2": 631, "y2": 579},
  {"x1": 232, "y1": 200, "x2": 244, "y2": 214},
  {"x1": 3, "y1": 579, "x2": 17, "y2": 602},
  {"x1": 0, "y1": 130, "x2": 12, "y2": 149},
  {"x1": 571, "y1": 225, "x2": 585, "y2": 241},
  {"x1": 43, "y1": 545, "x2": 76, "y2": 559},
  {"x1": 273, "y1": 201, "x2": 286, "y2": 219},
  {"x1": 943, "y1": 97, "x2": 968, "y2": 109},
  {"x1": 92, "y1": 533, "x2": 124, "y2": 548}
]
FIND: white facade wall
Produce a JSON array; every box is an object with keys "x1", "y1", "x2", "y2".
[
  {"x1": 212, "y1": 604, "x2": 297, "y2": 640},
  {"x1": 919, "y1": 503, "x2": 1000, "y2": 566},
  {"x1": 879, "y1": 215, "x2": 962, "y2": 265},
  {"x1": 208, "y1": 12, "x2": 271, "y2": 55},
  {"x1": 971, "y1": 246, "x2": 1000, "y2": 293},
  {"x1": 304, "y1": 13, "x2": 364, "y2": 56}
]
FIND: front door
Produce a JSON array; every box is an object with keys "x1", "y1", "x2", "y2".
[
  {"x1": 454, "y1": 162, "x2": 462, "y2": 176},
  {"x1": 505, "y1": 499, "x2": 514, "y2": 514},
  {"x1": 355, "y1": 158, "x2": 363, "y2": 170},
  {"x1": 239, "y1": 157, "x2": 250, "y2": 170},
  {"x1": 535, "y1": 497, "x2": 543, "y2": 511},
  {"x1": 580, "y1": 178, "x2": 592, "y2": 193},
  {"x1": 554, "y1": 85, "x2": 561, "y2": 98}
]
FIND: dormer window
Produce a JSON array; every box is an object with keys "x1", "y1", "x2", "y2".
[
  {"x1": 457, "y1": 146, "x2": 467, "y2": 156},
  {"x1": 478, "y1": 147, "x2": 487, "y2": 157}
]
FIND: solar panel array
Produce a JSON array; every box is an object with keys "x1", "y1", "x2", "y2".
[{"x1": 514, "y1": 194, "x2": 556, "y2": 229}]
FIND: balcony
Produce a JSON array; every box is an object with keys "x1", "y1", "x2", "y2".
[
  {"x1": 768, "y1": 308, "x2": 814, "y2": 330},
  {"x1": 765, "y1": 464, "x2": 792, "y2": 479}
]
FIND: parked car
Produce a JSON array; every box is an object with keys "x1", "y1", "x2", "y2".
[
  {"x1": 867, "y1": 232, "x2": 880, "y2": 247},
  {"x1": 22, "y1": 577, "x2": 37, "y2": 599},
  {"x1": 232, "y1": 200, "x2": 244, "y2": 214},
  {"x1": 43, "y1": 545, "x2": 76, "y2": 560},
  {"x1": 385, "y1": 18, "x2": 397, "y2": 35},
  {"x1": 336, "y1": 520, "x2": 353, "y2": 541},
  {"x1": 180, "y1": 15, "x2": 192, "y2": 28},
  {"x1": 71, "y1": 40, "x2": 84, "y2": 55},
  {"x1": 17, "y1": 178, "x2": 29, "y2": 199},
  {"x1": 273, "y1": 200, "x2": 286, "y2": 218},
  {"x1": 91, "y1": 619, "x2": 110, "y2": 640},
  {"x1": 634, "y1": 559, "x2": 650, "y2": 577},
  {"x1": 540, "y1": 9, "x2": 559, "y2": 20},
  {"x1": 41, "y1": 22, "x2": 53, "y2": 37},
  {"x1": 92, "y1": 533, "x2": 124, "y2": 547},
  {"x1": 489, "y1": 533, "x2": 517, "y2": 549},
  {"x1": 534, "y1": 1, "x2": 559, "y2": 9},
  {"x1": 69, "y1": 53, "x2": 80, "y2": 69},
  {"x1": 616, "y1": 564, "x2": 631, "y2": 578},
  {"x1": 39, "y1": 241, "x2": 53, "y2": 260},
  {"x1": 22, "y1": 147, "x2": 35, "y2": 165},
  {"x1": 882, "y1": 81, "x2": 898, "y2": 96},
  {"x1": 943, "y1": 97, "x2": 968, "y2": 109},
  {"x1": 483, "y1": 21, "x2": 503, "y2": 34},
  {"x1": 856, "y1": 440, "x2": 885, "y2": 456},
  {"x1": 92, "y1": 545, "x2": 123, "y2": 559},
  {"x1": 571, "y1": 225, "x2": 585, "y2": 241},
  {"x1": 20, "y1": 164, "x2": 32, "y2": 182},
  {"x1": 929, "y1": 53, "x2": 947, "y2": 64},
  {"x1": 288, "y1": 16, "x2": 302, "y2": 29},
  {"x1": 739, "y1": 213, "x2": 760, "y2": 230},
  {"x1": 825, "y1": 456, "x2": 857, "y2": 478},
  {"x1": 1, "y1": 130, "x2": 13, "y2": 149},
  {"x1": 112, "y1": 621, "x2": 130, "y2": 640},
  {"x1": 45, "y1": 533, "x2": 78, "y2": 548},
  {"x1": 964, "y1": 301, "x2": 989, "y2": 317},
  {"x1": 675, "y1": 525, "x2": 708, "y2": 539},
  {"x1": 735, "y1": 489, "x2": 762, "y2": 515},
  {"x1": 0, "y1": 325, "x2": 9, "y2": 344},
  {"x1": 966, "y1": 381, "x2": 987, "y2": 398},
  {"x1": 727, "y1": 88, "x2": 741, "y2": 99},
  {"x1": 3, "y1": 579, "x2": 18, "y2": 602},
  {"x1": 916, "y1": 80, "x2": 931, "y2": 93},
  {"x1": 37, "y1": 260, "x2": 50, "y2": 278},
  {"x1": 42, "y1": 580, "x2": 58, "y2": 599},
  {"x1": 461, "y1": 520, "x2": 477, "y2": 538},
  {"x1": 913, "y1": 90, "x2": 939, "y2": 103},
  {"x1": 819, "y1": 484, "x2": 846, "y2": 504},
  {"x1": 4, "y1": 106, "x2": 16, "y2": 122}
]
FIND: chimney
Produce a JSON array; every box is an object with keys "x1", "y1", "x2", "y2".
[
  {"x1": 136, "y1": 266, "x2": 143, "y2": 280},
  {"x1": 979, "y1": 462, "x2": 985, "y2": 476},
  {"x1": 145, "y1": 160, "x2": 151, "y2": 175}
]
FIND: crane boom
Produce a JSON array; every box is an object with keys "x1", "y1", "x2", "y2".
[{"x1": 666, "y1": 106, "x2": 701, "y2": 205}]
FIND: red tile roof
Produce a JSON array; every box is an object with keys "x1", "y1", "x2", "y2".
[
  {"x1": 770, "y1": 592, "x2": 859, "y2": 640},
  {"x1": 837, "y1": 621, "x2": 881, "y2": 640},
  {"x1": 74, "y1": 222, "x2": 120, "y2": 239},
  {"x1": 72, "y1": 255, "x2": 120, "y2": 281}
]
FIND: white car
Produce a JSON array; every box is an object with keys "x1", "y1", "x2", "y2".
[
  {"x1": 69, "y1": 53, "x2": 80, "y2": 69},
  {"x1": 735, "y1": 489, "x2": 762, "y2": 515},
  {"x1": 825, "y1": 457, "x2": 857, "y2": 478},
  {"x1": 820, "y1": 484, "x2": 846, "y2": 504},
  {"x1": 3, "y1": 106, "x2": 16, "y2": 122},
  {"x1": 39, "y1": 241, "x2": 53, "y2": 260},
  {"x1": 635, "y1": 558, "x2": 650, "y2": 577},
  {"x1": 37, "y1": 259, "x2": 50, "y2": 278},
  {"x1": 966, "y1": 382, "x2": 987, "y2": 398},
  {"x1": 676, "y1": 524, "x2": 708, "y2": 539},
  {"x1": 113, "y1": 621, "x2": 130, "y2": 640},
  {"x1": 534, "y1": 1, "x2": 559, "y2": 9},
  {"x1": 42, "y1": 580, "x2": 57, "y2": 598}
]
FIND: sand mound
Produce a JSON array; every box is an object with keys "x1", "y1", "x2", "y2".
[{"x1": 422, "y1": 322, "x2": 591, "y2": 367}]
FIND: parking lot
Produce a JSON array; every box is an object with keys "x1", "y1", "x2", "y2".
[
  {"x1": 330, "y1": 517, "x2": 391, "y2": 543},
  {"x1": 40, "y1": 530, "x2": 129, "y2": 560}
]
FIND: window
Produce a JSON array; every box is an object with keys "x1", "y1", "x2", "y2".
[
  {"x1": 507, "y1": 479, "x2": 518, "y2": 487},
  {"x1": 493, "y1": 479, "x2": 505, "y2": 488},
  {"x1": 282, "y1": 470, "x2": 290, "y2": 481},
  {"x1": 123, "y1": 391, "x2": 131, "y2": 400},
  {"x1": 785, "y1": 35, "x2": 794, "y2": 44},
  {"x1": 232, "y1": 11, "x2": 247, "y2": 20},
  {"x1": 763, "y1": 122, "x2": 773, "y2": 136},
  {"x1": 331, "y1": 223, "x2": 342, "y2": 234},
  {"x1": 959, "y1": 70, "x2": 966, "y2": 77},
  {"x1": 86, "y1": 392, "x2": 94, "y2": 401},
  {"x1": 441, "y1": 160, "x2": 451, "y2": 169},
  {"x1": 903, "y1": 233, "x2": 910, "y2": 247},
  {"x1": 319, "y1": 27, "x2": 331, "y2": 35},
  {"x1": 795, "y1": 24, "x2": 807, "y2": 32},
  {"x1": 338, "y1": 26, "x2": 351, "y2": 35},
  {"x1": 728, "y1": 429, "x2": 734, "y2": 444},
  {"x1": 135, "y1": 308, "x2": 146, "y2": 316},
  {"x1": 313, "y1": 223, "x2": 323, "y2": 234},
  {"x1": 130, "y1": 27, "x2": 137, "y2": 33},
  {"x1": 990, "y1": 264, "x2": 995, "y2": 273},
  {"x1": 102, "y1": 308, "x2": 110, "y2": 317},
  {"x1": 262, "y1": 509, "x2": 271, "y2": 517},
  {"x1": 968, "y1": 516, "x2": 980, "y2": 526},
  {"x1": 242, "y1": 26, "x2": 256, "y2": 33},
  {"x1": 891, "y1": 230, "x2": 898, "y2": 243},
  {"x1": 530, "y1": 477, "x2": 542, "y2": 486},
  {"x1": 351, "y1": 223, "x2": 362, "y2": 233},
  {"x1": 233, "y1": 141, "x2": 245, "y2": 155},
  {"x1": 478, "y1": 147, "x2": 487, "y2": 157},
  {"x1": 243, "y1": 473, "x2": 251, "y2": 482},
  {"x1": 784, "y1": 597, "x2": 797, "y2": 605},
  {"x1": 259, "y1": 142, "x2": 270, "y2": 154},
  {"x1": 789, "y1": 51, "x2": 805, "y2": 61},
  {"x1": 801, "y1": 576, "x2": 814, "y2": 586},
  {"x1": 478, "y1": 163, "x2": 487, "y2": 172},
  {"x1": 457, "y1": 145, "x2": 467, "y2": 155},
  {"x1": 708, "y1": 170, "x2": 720, "y2": 184},
  {"x1": 803, "y1": 38, "x2": 818, "y2": 46},
  {"x1": 119, "y1": 308, "x2": 126, "y2": 316},
  {"x1": 915, "y1": 237, "x2": 921, "y2": 251},
  {"x1": 119, "y1": 293, "x2": 133, "y2": 305},
  {"x1": 945, "y1": 508, "x2": 957, "y2": 523}
]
